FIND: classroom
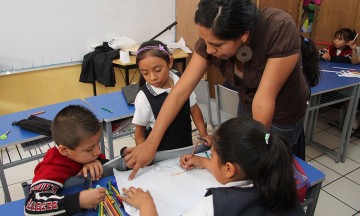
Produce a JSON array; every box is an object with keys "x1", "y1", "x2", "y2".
[{"x1": 1, "y1": 0, "x2": 360, "y2": 215}]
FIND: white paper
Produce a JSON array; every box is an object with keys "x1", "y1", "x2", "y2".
[
  {"x1": 166, "y1": 37, "x2": 193, "y2": 54},
  {"x1": 113, "y1": 154, "x2": 222, "y2": 216}
]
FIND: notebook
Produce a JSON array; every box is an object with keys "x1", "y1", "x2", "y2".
[{"x1": 122, "y1": 83, "x2": 140, "y2": 105}]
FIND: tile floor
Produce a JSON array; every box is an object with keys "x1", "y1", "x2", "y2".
[{"x1": 1, "y1": 108, "x2": 360, "y2": 215}]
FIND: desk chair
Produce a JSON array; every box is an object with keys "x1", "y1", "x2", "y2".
[
  {"x1": 214, "y1": 84, "x2": 239, "y2": 125},
  {"x1": 194, "y1": 80, "x2": 218, "y2": 131}
]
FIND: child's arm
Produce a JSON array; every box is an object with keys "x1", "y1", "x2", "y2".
[
  {"x1": 121, "y1": 187, "x2": 158, "y2": 216},
  {"x1": 190, "y1": 104, "x2": 212, "y2": 145},
  {"x1": 134, "y1": 124, "x2": 147, "y2": 145},
  {"x1": 348, "y1": 40, "x2": 360, "y2": 64},
  {"x1": 24, "y1": 179, "x2": 105, "y2": 215},
  {"x1": 78, "y1": 154, "x2": 108, "y2": 180}
]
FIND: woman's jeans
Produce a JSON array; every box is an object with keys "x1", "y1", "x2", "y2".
[{"x1": 237, "y1": 99, "x2": 305, "y2": 147}]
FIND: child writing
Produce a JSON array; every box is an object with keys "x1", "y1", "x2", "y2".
[
  {"x1": 120, "y1": 117, "x2": 304, "y2": 216},
  {"x1": 130, "y1": 40, "x2": 211, "y2": 151},
  {"x1": 24, "y1": 105, "x2": 108, "y2": 215},
  {"x1": 320, "y1": 28, "x2": 359, "y2": 64}
]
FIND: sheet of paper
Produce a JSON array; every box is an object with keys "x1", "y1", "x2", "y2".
[
  {"x1": 166, "y1": 37, "x2": 193, "y2": 54},
  {"x1": 114, "y1": 154, "x2": 222, "y2": 216}
]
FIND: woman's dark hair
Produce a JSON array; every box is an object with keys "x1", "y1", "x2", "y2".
[
  {"x1": 213, "y1": 117, "x2": 297, "y2": 213},
  {"x1": 334, "y1": 28, "x2": 357, "y2": 42},
  {"x1": 301, "y1": 35, "x2": 320, "y2": 87},
  {"x1": 194, "y1": 0, "x2": 258, "y2": 40},
  {"x1": 136, "y1": 40, "x2": 171, "y2": 87}
]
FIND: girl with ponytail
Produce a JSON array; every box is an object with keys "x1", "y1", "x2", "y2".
[{"x1": 121, "y1": 117, "x2": 304, "y2": 216}]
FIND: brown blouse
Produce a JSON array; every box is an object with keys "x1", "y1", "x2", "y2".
[{"x1": 195, "y1": 8, "x2": 309, "y2": 125}]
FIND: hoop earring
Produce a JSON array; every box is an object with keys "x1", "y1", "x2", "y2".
[{"x1": 236, "y1": 45, "x2": 252, "y2": 63}]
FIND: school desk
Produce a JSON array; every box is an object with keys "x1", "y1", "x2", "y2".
[
  {"x1": 0, "y1": 151, "x2": 324, "y2": 216},
  {"x1": 85, "y1": 91, "x2": 135, "y2": 159},
  {"x1": 92, "y1": 48, "x2": 189, "y2": 96},
  {"x1": 0, "y1": 99, "x2": 103, "y2": 202},
  {"x1": 305, "y1": 61, "x2": 360, "y2": 162}
]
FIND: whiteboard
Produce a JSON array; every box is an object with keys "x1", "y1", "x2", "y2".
[{"x1": 0, "y1": 0, "x2": 176, "y2": 73}]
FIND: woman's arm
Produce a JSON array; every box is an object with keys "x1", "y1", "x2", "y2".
[
  {"x1": 252, "y1": 53, "x2": 299, "y2": 130},
  {"x1": 125, "y1": 52, "x2": 209, "y2": 180}
]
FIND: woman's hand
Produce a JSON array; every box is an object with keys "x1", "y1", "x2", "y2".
[{"x1": 124, "y1": 143, "x2": 157, "y2": 180}]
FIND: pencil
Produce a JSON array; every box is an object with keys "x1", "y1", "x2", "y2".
[
  {"x1": 354, "y1": 33, "x2": 359, "y2": 41},
  {"x1": 101, "y1": 107, "x2": 113, "y2": 113},
  {"x1": 28, "y1": 110, "x2": 46, "y2": 116},
  {"x1": 205, "y1": 151, "x2": 210, "y2": 158},
  {"x1": 190, "y1": 141, "x2": 200, "y2": 159},
  {"x1": 197, "y1": 137, "x2": 208, "y2": 145}
]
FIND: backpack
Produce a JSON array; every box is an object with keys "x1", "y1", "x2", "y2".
[
  {"x1": 12, "y1": 115, "x2": 52, "y2": 136},
  {"x1": 293, "y1": 158, "x2": 310, "y2": 202}
]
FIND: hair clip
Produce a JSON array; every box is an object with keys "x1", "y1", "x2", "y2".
[
  {"x1": 304, "y1": 38, "x2": 310, "y2": 42},
  {"x1": 265, "y1": 133, "x2": 270, "y2": 145},
  {"x1": 136, "y1": 44, "x2": 170, "y2": 56}
]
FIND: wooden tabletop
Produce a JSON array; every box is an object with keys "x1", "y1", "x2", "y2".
[{"x1": 112, "y1": 48, "x2": 189, "y2": 66}]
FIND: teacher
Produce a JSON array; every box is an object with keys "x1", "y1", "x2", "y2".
[{"x1": 125, "y1": 0, "x2": 310, "y2": 180}]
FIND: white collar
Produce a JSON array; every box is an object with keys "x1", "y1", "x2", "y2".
[
  {"x1": 224, "y1": 180, "x2": 254, "y2": 188},
  {"x1": 145, "y1": 70, "x2": 179, "y2": 96}
]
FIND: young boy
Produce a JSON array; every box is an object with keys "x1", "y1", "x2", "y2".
[{"x1": 24, "y1": 105, "x2": 108, "y2": 215}]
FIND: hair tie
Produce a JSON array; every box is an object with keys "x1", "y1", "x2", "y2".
[{"x1": 265, "y1": 133, "x2": 270, "y2": 145}]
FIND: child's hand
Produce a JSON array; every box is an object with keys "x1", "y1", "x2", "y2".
[
  {"x1": 199, "y1": 134, "x2": 213, "y2": 146},
  {"x1": 78, "y1": 160, "x2": 103, "y2": 181},
  {"x1": 322, "y1": 49, "x2": 331, "y2": 61},
  {"x1": 79, "y1": 187, "x2": 106, "y2": 209},
  {"x1": 121, "y1": 187, "x2": 157, "y2": 214},
  {"x1": 179, "y1": 155, "x2": 206, "y2": 170},
  {"x1": 347, "y1": 40, "x2": 357, "y2": 50}
]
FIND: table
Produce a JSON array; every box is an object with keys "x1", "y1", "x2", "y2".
[
  {"x1": 91, "y1": 48, "x2": 189, "y2": 96},
  {"x1": 295, "y1": 156, "x2": 325, "y2": 216},
  {"x1": 0, "y1": 156, "x2": 324, "y2": 216},
  {"x1": 0, "y1": 99, "x2": 103, "y2": 202},
  {"x1": 305, "y1": 61, "x2": 360, "y2": 162},
  {"x1": 85, "y1": 91, "x2": 135, "y2": 159}
]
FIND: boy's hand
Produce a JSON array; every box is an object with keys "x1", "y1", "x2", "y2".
[
  {"x1": 121, "y1": 187, "x2": 157, "y2": 214},
  {"x1": 79, "y1": 187, "x2": 106, "y2": 209},
  {"x1": 78, "y1": 160, "x2": 103, "y2": 181},
  {"x1": 179, "y1": 154, "x2": 206, "y2": 170}
]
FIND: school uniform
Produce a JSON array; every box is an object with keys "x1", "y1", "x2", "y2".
[
  {"x1": 327, "y1": 44, "x2": 353, "y2": 63},
  {"x1": 184, "y1": 180, "x2": 304, "y2": 216},
  {"x1": 24, "y1": 147, "x2": 107, "y2": 216},
  {"x1": 132, "y1": 70, "x2": 197, "y2": 150}
]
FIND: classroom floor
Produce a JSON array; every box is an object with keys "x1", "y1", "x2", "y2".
[{"x1": 1, "y1": 108, "x2": 360, "y2": 215}]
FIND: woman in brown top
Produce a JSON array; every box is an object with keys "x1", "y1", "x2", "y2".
[{"x1": 124, "y1": 0, "x2": 319, "y2": 180}]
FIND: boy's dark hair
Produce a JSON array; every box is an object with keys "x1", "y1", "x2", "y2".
[
  {"x1": 334, "y1": 28, "x2": 357, "y2": 42},
  {"x1": 51, "y1": 105, "x2": 101, "y2": 150},
  {"x1": 195, "y1": 0, "x2": 258, "y2": 40},
  {"x1": 301, "y1": 35, "x2": 321, "y2": 87},
  {"x1": 213, "y1": 117, "x2": 297, "y2": 213},
  {"x1": 136, "y1": 40, "x2": 171, "y2": 88}
]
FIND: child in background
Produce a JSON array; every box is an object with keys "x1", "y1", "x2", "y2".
[
  {"x1": 24, "y1": 105, "x2": 108, "y2": 215},
  {"x1": 131, "y1": 40, "x2": 211, "y2": 151},
  {"x1": 320, "y1": 28, "x2": 359, "y2": 64},
  {"x1": 120, "y1": 117, "x2": 304, "y2": 216}
]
